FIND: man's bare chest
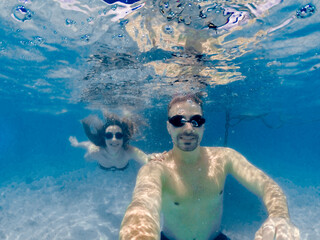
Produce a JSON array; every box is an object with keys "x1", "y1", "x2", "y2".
[
  {"x1": 163, "y1": 169, "x2": 225, "y2": 202},
  {"x1": 162, "y1": 172, "x2": 225, "y2": 225}
]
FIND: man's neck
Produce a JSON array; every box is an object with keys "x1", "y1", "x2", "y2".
[{"x1": 172, "y1": 146, "x2": 201, "y2": 165}]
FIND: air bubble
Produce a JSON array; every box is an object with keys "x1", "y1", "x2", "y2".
[
  {"x1": 296, "y1": 4, "x2": 316, "y2": 19},
  {"x1": 0, "y1": 41, "x2": 5, "y2": 52},
  {"x1": 33, "y1": 36, "x2": 44, "y2": 45},
  {"x1": 120, "y1": 19, "x2": 129, "y2": 26},
  {"x1": 158, "y1": 0, "x2": 186, "y2": 21},
  {"x1": 61, "y1": 37, "x2": 69, "y2": 44},
  {"x1": 184, "y1": 16, "x2": 192, "y2": 25},
  {"x1": 65, "y1": 19, "x2": 76, "y2": 25},
  {"x1": 178, "y1": 16, "x2": 184, "y2": 23},
  {"x1": 168, "y1": 11, "x2": 175, "y2": 18},
  {"x1": 87, "y1": 17, "x2": 94, "y2": 23},
  {"x1": 207, "y1": 7, "x2": 216, "y2": 12},
  {"x1": 12, "y1": 5, "x2": 32, "y2": 22},
  {"x1": 18, "y1": 0, "x2": 31, "y2": 3},
  {"x1": 80, "y1": 34, "x2": 90, "y2": 42},
  {"x1": 163, "y1": 25, "x2": 174, "y2": 34},
  {"x1": 199, "y1": 10, "x2": 207, "y2": 19},
  {"x1": 19, "y1": 36, "x2": 44, "y2": 46}
]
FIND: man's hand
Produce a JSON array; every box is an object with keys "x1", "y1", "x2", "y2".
[{"x1": 255, "y1": 217, "x2": 300, "y2": 240}]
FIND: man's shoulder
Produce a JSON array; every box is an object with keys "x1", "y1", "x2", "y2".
[
  {"x1": 143, "y1": 152, "x2": 174, "y2": 176},
  {"x1": 201, "y1": 146, "x2": 235, "y2": 153},
  {"x1": 144, "y1": 161, "x2": 168, "y2": 174},
  {"x1": 137, "y1": 160, "x2": 166, "y2": 180},
  {"x1": 201, "y1": 146, "x2": 240, "y2": 161}
]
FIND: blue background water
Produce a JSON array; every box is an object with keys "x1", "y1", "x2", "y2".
[{"x1": 0, "y1": 0, "x2": 319, "y2": 239}]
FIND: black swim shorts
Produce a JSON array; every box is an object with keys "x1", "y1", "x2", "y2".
[{"x1": 161, "y1": 232, "x2": 230, "y2": 240}]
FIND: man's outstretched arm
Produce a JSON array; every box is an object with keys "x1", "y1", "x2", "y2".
[
  {"x1": 225, "y1": 148, "x2": 300, "y2": 240},
  {"x1": 120, "y1": 162, "x2": 164, "y2": 240}
]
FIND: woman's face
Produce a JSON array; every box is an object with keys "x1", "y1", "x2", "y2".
[{"x1": 104, "y1": 125, "x2": 124, "y2": 154}]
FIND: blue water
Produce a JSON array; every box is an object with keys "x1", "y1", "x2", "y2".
[{"x1": 0, "y1": 0, "x2": 319, "y2": 239}]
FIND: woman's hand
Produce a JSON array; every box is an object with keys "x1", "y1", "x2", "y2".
[
  {"x1": 69, "y1": 136, "x2": 79, "y2": 147},
  {"x1": 148, "y1": 151, "x2": 167, "y2": 162}
]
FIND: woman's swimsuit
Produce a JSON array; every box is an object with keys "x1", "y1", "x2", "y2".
[
  {"x1": 98, "y1": 163, "x2": 129, "y2": 171},
  {"x1": 161, "y1": 232, "x2": 230, "y2": 240}
]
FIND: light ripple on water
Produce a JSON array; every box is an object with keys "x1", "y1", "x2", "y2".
[{"x1": 0, "y1": 0, "x2": 319, "y2": 111}]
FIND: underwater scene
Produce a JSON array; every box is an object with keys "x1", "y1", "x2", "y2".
[{"x1": 0, "y1": 0, "x2": 319, "y2": 239}]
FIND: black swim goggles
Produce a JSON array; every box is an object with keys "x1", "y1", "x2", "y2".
[
  {"x1": 168, "y1": 115, "x2": 205, "y2": 128},
  {"x1": 105, "y1": 132, "x2": 123, "y2": 140}
]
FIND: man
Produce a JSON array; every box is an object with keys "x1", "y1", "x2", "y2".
[{"x1": 120, "y1": 94, "x2": 300, "y2": 240}]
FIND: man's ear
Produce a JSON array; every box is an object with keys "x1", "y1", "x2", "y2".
[{"x1": 167, "y1": 121, "x2": 171, "y2": 134}]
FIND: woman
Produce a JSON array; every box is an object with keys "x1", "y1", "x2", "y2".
[{"x1": 69, "y1": 112, "x2": 148, "y2": 170}]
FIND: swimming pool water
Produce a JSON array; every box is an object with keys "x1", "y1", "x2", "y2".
[{"x1": 0, "y1": 0, "x2": 319, "y2": 239}]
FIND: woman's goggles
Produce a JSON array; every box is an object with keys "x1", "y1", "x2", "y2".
[
  {"x1": 105, "y1": 132, "x2": 123, "y2": 140},
  {"x1": 168, "y1": 115, "x2": 205, "y2": 128}
]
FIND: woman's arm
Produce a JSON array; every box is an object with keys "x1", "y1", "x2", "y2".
[
  {"x1": 69, "y1": 136, "x2": 100, "y2": 161},
  {"x1": 69, "y1": 136, "x2": 93, "y2": 150},
  {"x1": 129, "y1": 146, "x2": 149, "y2": 164},
  {"x1": 129, "y1": 146, "x2": 168, "y2": 165},
  {"x1": 120, "y1": 162, "x2": 164, "y2": 239}
]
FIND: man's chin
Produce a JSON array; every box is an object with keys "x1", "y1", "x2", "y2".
[{"x1": 177, "y1": 142, "x2": 198, "y2": 152}]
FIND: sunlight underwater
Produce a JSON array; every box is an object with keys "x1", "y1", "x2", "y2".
[{"x1": 0, "y1": 0, "x2": 319, "y2": 239}]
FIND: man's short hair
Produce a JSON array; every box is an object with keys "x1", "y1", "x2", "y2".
[{"x1": 168, "y1": 93, "x2": 204, "y2": 115}]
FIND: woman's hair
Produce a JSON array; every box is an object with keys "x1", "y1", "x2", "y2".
[{"x1": 81, "y1": 113, "x2": 136, "y2": 150}]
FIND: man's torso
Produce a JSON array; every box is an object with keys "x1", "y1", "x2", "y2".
[{"x1": 160, "y1": 147, "x2": 230, "y2": 240}]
